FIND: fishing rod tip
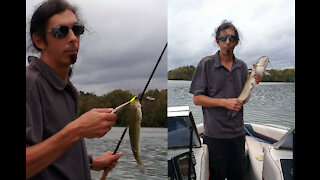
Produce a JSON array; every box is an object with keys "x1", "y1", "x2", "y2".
[{"x1": 130, "y1": 96, "x2": 137, "y2": 102}]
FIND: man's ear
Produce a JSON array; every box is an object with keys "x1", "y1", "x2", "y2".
[
  {"x1": 32, "y1": 34, "x2": 46, "y2": 51},
  {"x1": 216, "y1": 38, "x2": 220, "y2": 46}
]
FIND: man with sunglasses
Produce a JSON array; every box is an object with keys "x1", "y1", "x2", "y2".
[
  {"x1": 189, "y1": 20, "x2": 261, "y2": 180},
  {"x1": 26, "y1": 0, "x2": 122, "y2": 179}
]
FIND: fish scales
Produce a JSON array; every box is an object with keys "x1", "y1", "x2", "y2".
[
  {"x1": 228, "y1": 56, "x2": 270, "y2": 118},
  {"x1": 128, "y1": 99, "x2": 145, "y2": 173}
]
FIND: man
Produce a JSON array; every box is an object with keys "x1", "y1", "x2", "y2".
[
  {"x1": 189, "y1": 20, "x2": 261, "y2": 180},
  {"x1": 26, "y1": 0, "x2": 122, "y2": 179}
]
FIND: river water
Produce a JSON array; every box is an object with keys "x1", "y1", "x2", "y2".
[
  {"x1": 168, "y1": 80, "x2": 295, "y2": 128},
  {"x1": 86, "y1": 127, "x2": 167, "y2": 180},
  {"x1": 85, "y1": 81, "x2": 294, "y2": 179}
]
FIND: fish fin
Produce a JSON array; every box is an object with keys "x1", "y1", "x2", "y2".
[
  {"x1": 252, "y1": 80, "x2": 258, "y2": 88},
  {"x1": 138, "y1": 163, "x2": 145, "y2": 174},
  {"x1": 264, "y1": 71, "x2": 271, "y2": 76},
  {"x1": 253, "y1": 64, "x2": 257, "y2": 70},
  {"x1": 243, "y1": 94, "x2": 250, "y2": 104}
]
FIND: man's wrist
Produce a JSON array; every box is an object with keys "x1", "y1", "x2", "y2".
[
  {"x1": 65, "y1": 120, "x2": 82, "y2": 142},
  {"x1": 215, "y1": 98, "x2": 225, "y2": 108}
]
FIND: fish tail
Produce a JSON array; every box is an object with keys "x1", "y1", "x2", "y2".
[
  {"x1": 231, "y1": 111, "x2": 237, "y2": 118},
  {"x1": 138, "y1": 163, "x2": 145, "y2": 174},
  {"x1": 227, "y1": 109, "x2": 237, "y2": 118}
]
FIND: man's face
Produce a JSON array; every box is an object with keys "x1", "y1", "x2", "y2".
[
  {"x1": 43, "y1": 9, "x2": 81, "y2": 66},
  {"x1": 216, "y1": 28, "x2": 238, "y2": 56}
]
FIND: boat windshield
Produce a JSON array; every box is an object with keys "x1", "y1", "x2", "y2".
[{"x1": 168, "y1": 117, "x2": 193, "y2": 148}]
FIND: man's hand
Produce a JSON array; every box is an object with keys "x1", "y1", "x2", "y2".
[
  {"x1": 92, "y1": 151, "x2": 123, "y2": 171},
  {"x1": 254, "y1": 74, "x2": 262, "y2": 84},
  {"x1": 249, "y1": 68, "x2": 262, "y2": 84},
  {"x1": 223, "y1": 98, "x2": 243, "y2": 111},
  {"x1": 73, "y1": 108, "x2": 117, "y2": 139}
]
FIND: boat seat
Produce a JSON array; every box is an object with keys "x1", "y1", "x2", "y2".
[{"x1": 245, "y1": 136, "x2": 269, "y2": 180}]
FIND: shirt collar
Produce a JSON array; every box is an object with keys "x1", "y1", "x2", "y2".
[
  {"x1": 213, "y1": 51, "x2": 222, "y2": 68},
  {"x1": 213, "y1": 50, "x2": 242, "y2": 71},
  {"x1": 28, "y1": 56, "x2": 70, "y2": 91}
]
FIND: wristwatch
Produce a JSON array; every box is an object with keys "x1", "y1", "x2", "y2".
[{"x1": 88, "y1": 155, "x2": 93, "y2": 169}]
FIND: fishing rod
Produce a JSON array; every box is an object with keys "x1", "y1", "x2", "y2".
[
  {"x1": 100, "y1": 42, "x2": 167, "y2": 180},
  {"x1": 113, "y1": 42, "x2": 167, "y2": 155}
]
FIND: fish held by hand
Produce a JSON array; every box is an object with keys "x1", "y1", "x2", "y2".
[{"x1": 128, "y1": 99, "x2": 145, "y2": 173}]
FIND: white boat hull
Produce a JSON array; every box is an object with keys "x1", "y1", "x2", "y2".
[
  {"x1": 196, "y1": 122, "x2": 293, "y2": 180},
  {"x1": 168, "y1": 106, "x2": 294, "y2": 180}
]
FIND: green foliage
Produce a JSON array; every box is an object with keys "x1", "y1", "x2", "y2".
[
  {"x1": 261, "y1": 68, "x2": 295, "y2": 82},
  {"x1": 168, "y1": 65, "x2": 295, "y2": 82},
  {"x1": 141, "y1": 89, "x2": 167, "y2": 127},
  {"x1": 77, "y1": 89, "x2": 167, "y2": 127},
  {"x1": 168, "y1": 65, "x2": 196, "y2": 80}
]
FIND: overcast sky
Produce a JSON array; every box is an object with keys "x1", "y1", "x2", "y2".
[
  {"x1": 168, "y1": 0, "x2": 295, "y2": 71},
  {"x1": 26, "y1": 0, "x2": 167, "y2": 96},
  {"x1": 26, "y1": 0, "x2": 294, "y2": 95}
]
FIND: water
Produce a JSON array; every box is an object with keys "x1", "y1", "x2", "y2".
[
  {"x1": 168, "y1": 80, "x2": 295, "y2": 128},
  {"x1": 86, "y1": 127, "x2": 167, "y2": 180},
  {"x1": 85, "y1": 81, "x2": 294, "y2": 179}
]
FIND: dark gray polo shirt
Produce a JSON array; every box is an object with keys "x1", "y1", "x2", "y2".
[
  {"x1": 189, "y1": 51, "x2": 248, "y2": 139},
  {"x1": 26, "y1": 56, "x2": 91, "y2": 180}
]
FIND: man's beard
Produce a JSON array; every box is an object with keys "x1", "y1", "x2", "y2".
[
  {"x1": 69, "y1": 54, "x2": 77, "y2": 64},
  {"x1": 66, "y1": 43, "x2": 79, "y2": 64}
]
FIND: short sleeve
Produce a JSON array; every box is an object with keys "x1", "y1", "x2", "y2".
[
  {"x1": 189, "y1": 60, "x2": 207, "y2": 96},
  {"x1": 26, "y1": 83, "x2": 44, "y2": 147}
]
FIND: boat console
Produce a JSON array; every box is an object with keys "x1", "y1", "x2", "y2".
[
  {"x1": 168, "y1": 106, "x2": 209, "y2": 180},
  {"x1": 262, "y1": 127, "x2": 294, "y2": 180}
]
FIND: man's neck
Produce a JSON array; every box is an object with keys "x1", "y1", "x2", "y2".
[
  {"x1": 219, "y1": 50, "x2": 234, "y2": 63},
  {"x1": 40, "y1": 54, "x2": 70, "y2": 83},
  {"x1": 218, "y1": 50, "x2": 234, "y2": 71}
]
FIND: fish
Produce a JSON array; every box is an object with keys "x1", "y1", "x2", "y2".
[
  {"x1": 100, "y1": 96, "x2": 137, "y2": 180},
  {"x1": 128, "y1": 99, "x2": 145, "y2": 173},
  {"x1": 228, "y1": 56, "x2": 270, "y2": 118}
]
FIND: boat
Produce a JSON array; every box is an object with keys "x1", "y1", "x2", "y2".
[
  {"x1": 168, "y1": 106, "x2": 209, "y2": 180},
  {"x1": 167, "y1": 106, "x2": 294, "y2": 180}
]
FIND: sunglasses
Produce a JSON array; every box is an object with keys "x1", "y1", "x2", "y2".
[
  {"x1": 217, "y1": 35, "x2": 238, "y2": 42},
  {"x1": 47, "y1": 22, "x2": 85, "y2": 38}
]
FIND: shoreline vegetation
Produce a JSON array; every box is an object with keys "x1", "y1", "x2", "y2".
[
  {"x1": 168, "y1": 65, "x2": 295, "y2": 82},
  {"x1": 78, "y1": 89, "x2": 167, "y2": 128}
]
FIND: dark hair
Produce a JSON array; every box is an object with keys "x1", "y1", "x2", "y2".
[
  {"x1": 213, "y1": 20, "x2": 241, "y2": 43},
  {"x1": 29, "y1": 0, "x2": 79, "y2": 51}
]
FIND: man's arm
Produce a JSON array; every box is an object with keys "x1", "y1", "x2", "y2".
[
  {"x1": 193, "y1": 95, "x2": 243, "y2": 112},
  {"x1": 26, "y1": 108, "x2": 116, "y2": 179},
  {"x1": 26, "y1": 122, "x2": 80, "y2": 179}
]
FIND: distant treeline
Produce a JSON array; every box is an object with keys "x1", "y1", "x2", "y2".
[
  {"x1": 168, "y1": 65, "x2": 295, "y2": 82},
  {"x1": 78, "y1": 89, "x2": 167, "y2": 127},
  {"x1": 168, "y1": 65, "x2": 196, "y2": 81},
  {"x1": 261, "y1": 68, "x2": 295, "y2": 82}
]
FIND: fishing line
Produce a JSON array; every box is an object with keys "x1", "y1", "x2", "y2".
[
  {"x1": 113, "y1": 42, "x2": 167, "y2": 154},
  {"x1": 100, "y1": 43, "x2": 167, "y2": 180}
]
